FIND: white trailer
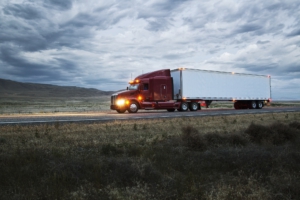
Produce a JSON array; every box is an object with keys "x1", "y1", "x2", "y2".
[{"x1": 171, "y1": 68, "x2": 271, "y2": 109}]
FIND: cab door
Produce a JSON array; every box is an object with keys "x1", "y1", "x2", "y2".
[{"x1": 161, "y1": 84, "x2": 167, "y2": 100}]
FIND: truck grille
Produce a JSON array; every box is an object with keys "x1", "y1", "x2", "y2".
[{"x1": 111, "y1": 95, "x2": 117, "y2": 105}]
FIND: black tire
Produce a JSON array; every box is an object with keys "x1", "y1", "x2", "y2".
[
  {"x1": 189, "y1": 102, "x2": 198, "y2": 111},
  {"x1": 116, "y1": 109, "x2": 126, "y2": 113},
  {"x1": 167, "y1": 108, "x2": 175, "y2": 112},
  {"x1": 234, "y1": 102, "x2": 240, "y2": 109},
  {"x1": 250, "y1": 101, "x2": 257, "y2": 109},
  {"x1": 179, "y1": 102, "x2": 189, "y2": 111},
  {"x1": 257, "y1": 101, "x2": 263, "y2": 109},
  {"x1": 127, "y1": 102, "x2": 139, "y2": 113}
]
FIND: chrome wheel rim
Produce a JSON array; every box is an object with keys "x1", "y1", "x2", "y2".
[
  {"x1": 182, "y1": 103, "x2": 188, "y2": 111},
  {"x1": 192, "y1": 103, "x2": 198, "y2": 110},
  {"x1": 130, "y1": 104, "x2": 138, "y2": 112}
]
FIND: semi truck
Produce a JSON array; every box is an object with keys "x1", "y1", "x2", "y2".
[{"x1": 110, "y1": 68, "x2": 271, "y2": 113}]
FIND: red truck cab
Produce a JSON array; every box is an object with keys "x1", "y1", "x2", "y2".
[{"x1": 110, "y1": 69, "x2": 180, "y2": 113}]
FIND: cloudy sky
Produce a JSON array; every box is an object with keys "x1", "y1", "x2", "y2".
[{"x1": 0, "y1": 0, "x2": 299, "y2": 99}]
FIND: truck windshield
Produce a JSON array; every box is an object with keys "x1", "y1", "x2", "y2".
[{"x1": 128, "y1": 84, "x2": 139, "y2": 90}]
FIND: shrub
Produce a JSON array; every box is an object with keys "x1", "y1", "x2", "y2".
[
  {"x1": 289, "y1": 121, "x2": 300, "y2": 130},
  {"x1": 101, "y1": 144, "x2": 123, "y2": 156},
  {"x1": 245, "y1": 122, "x2": 299, "y2": 145},
  {"x1": 181, "y1": 126, "x2": 207, "y2": 151}
]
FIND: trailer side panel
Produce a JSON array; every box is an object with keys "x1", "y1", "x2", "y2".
[{"x1": 171, "y1": 69, "x2": 270, "y2": 100}]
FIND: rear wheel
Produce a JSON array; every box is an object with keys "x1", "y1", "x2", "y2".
[
  {"x1": 257, "y1": 101, "x2": 263, "y2": 109},
  {"x1": 250, "y1": 101, "x2": 257, "y2": 109},
  {"x1": 128, "y1": 102, "x2": 138, "y2": 113},
  {"x1": 189, "y1": 102, "x2": 198, "y2": 111},
  {"x1": 179, "y1": 102, "x2": 189, "y2": 111},
  {"x1": 234, "y1": 102, "x2": 240, "y2": 109}
]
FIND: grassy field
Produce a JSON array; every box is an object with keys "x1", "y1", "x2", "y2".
[
  {"x1": 0, "y1": 112, "x2": 300, "y2": 199},
  {"x1": 0, "y1": 96, "x2": 111, "y2": 114}
]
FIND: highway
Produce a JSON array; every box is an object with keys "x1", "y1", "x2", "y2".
[{"x1": 0, "y1": 107, "x2": 300, "y2": 126}]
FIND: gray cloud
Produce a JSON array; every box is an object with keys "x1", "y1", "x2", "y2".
[
  {"x1": 43, "y1": 0, "x2": 73, "y2": 11},
  {"x1": 233, "y1": 24, "x2": 263, "y2": 34},
  {"x1": 287, "y1": 28, "x2": 300, "y2": 37},
  {"x1": 3, "y1": 3, "x2": 43, "y2": 20}
]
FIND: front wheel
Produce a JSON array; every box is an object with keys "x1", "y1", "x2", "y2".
[
  {"x1": 116, "y1": 109, "x2": 126, "y2": 113},
  {"x1": 128, "y1": 102, "x2": 139, "y2": 113}
]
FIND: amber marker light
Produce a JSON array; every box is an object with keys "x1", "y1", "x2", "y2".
[
  {"x1": 138, "y1": 96, "x2": 142, "y2": 101},
  {"x1": 135, "y1": 79, "x2": 140, "y2": 83}
]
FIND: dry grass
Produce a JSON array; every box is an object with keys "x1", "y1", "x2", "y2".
[
  {"x1": 0, "y1": 112, "x2": 300, "y2": 199},
  {"x1": 0, "y1": 96, "x2": 111, "y2": 114}
]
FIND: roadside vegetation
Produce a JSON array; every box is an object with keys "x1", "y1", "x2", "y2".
[
  {"x1": 0, "y1": 112, "x2": 300, "y2": 199},
  {"x1": 0, "y1": 96, "x2": 111, "y2": 114}
]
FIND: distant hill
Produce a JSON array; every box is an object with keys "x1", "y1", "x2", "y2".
[{"x1": 0, "y1": 78, "x2": 114, "y2": 98}]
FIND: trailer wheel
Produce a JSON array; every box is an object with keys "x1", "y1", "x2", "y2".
[
  {"x1": 234, "y1": 102, "x2": 240, "y2": 109},
  {"x1": 250, "y1": 101, "x2": 257, "y2": 109},
  {"x1": 257, "y1": 101, "x2": 263, "y2": 109},
  {"x1": 189, "y1": 102, "x2": 198, "y2": 111},
  {"x1": 116, "y1": 109, "x2": 126, "y2": 113},
  {"x1": 179, "y1": 102, "x2": 189, "y2": 111},
  {"x1": 128, "y1": 102, "x2": 138, "y2": 113},
  {"x1": 167, "y1": 108, "x2": 175, "y2": 112}
]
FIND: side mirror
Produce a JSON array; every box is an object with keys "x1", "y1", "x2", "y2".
[{"x1": 126, "y1": 87, "x2": 128, "y2": 90}]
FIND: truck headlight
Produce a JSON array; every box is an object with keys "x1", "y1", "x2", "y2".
[{"x1": 116, "y1": 99, "x2": 125, "y2": 106}]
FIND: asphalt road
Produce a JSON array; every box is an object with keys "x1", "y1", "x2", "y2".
[{"x1": 0, "y1": 107, "x2": 300, "y2": 126}]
